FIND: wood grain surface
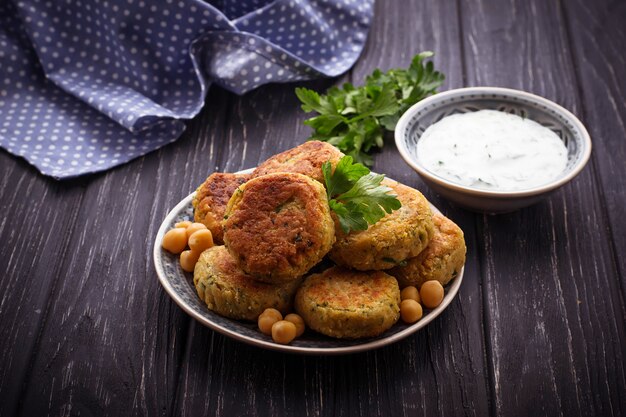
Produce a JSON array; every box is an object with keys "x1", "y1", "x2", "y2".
[
  {"x1": 0, "y1": 0, "x2": 624, "y2": 416},
  {"x1": 461, "y1": 1, "x2": 626, "y2": 416}
]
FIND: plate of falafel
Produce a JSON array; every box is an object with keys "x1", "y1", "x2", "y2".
[{"x1": 154, "y1": 141, "x2": 466, "y2": 354}]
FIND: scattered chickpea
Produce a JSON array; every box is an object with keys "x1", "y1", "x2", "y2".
[
  {"x1": 401, "y1": 286, "x2": 421, "y2": 303},
  {"x1": 188, "y1": 229, "x2": 214, "y2": 253},
  {"x1": 284, "y1": 313, "x2": 306, "y2": 337},
  {"x1": 400, "y1": 299, "x2": 423, "y2": 323},
  {"x1": 420, "y1": 280, "x2": 444, "y2": 309},
  {"x1": 258, "y1": 308, "x2": 283, "y2": 335},
  {"x1": 271, "y1": 320, "x2": 297, "y2": 344},
  {"x1": 261, "y1": 308, "x2": 282, "y2": 321},
  {"x1": 185, "y1": 222, "x2": 207, "y2": 239},
  {"x1": 175, "y1": 220, "x2": 192, "y2": 229},
  {"x1": 162, "y1": 228, "x2": 188, "y2": 254},
  {"x1": 180, "y1": 249, "x2": 201, "y2": 273}
]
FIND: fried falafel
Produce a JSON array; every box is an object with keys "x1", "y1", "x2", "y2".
[
  {"x1": 251, "y1": 141, "x2": 344, "y2": 184},
  {"x1": 294, "y1": 266, "x2": 400, "y2": 339},
  {"x1": 194, "y1": 246, "x2": 301, "y2": 321},
  {"x1": 389, "y1": 214, "x2": 466, "y2": 288},
  {"x1": 223, "y1": 172, "x2": 335, "y2": 283},
  {"x1": 193, "y1": 172, "x2": 249, "y2": 244},
  {"x1": 329, "y1": 179, "x2": 434, "y2": 271}
]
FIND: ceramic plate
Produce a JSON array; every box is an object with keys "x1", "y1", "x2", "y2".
[{"x1": 154, "y1": 170, "x2": 464, "y2": 355}]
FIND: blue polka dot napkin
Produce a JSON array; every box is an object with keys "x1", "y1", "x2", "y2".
[{"x1": 0, "y1": 0, "x2": 373, "y2": 179}]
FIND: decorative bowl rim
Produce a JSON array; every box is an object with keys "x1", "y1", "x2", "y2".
[{"x1": 394, "y1": 86, "x2": 592, "y2": 198}]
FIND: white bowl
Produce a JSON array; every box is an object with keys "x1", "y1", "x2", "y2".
[{"x1": 394, "y1": 87, "x2": 592, "y2": 213}]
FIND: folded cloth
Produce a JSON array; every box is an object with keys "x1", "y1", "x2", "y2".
[{"x1": 0, "y1": 0, "x2": 373, "y2": 179}]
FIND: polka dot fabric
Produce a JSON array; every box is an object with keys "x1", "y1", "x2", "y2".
[{"x1": 0, "y1": 0, "x2": 373, "y2": 179}]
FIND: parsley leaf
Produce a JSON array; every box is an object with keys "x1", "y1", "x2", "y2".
[
  {"x1": 322, "y1": 154, "x2": 370, "y2": 197},
  {"x1": 323, "y1": 156, "x2": 401, "y2": 233},
  {"x1": 337, "y1": 174, "x2": 401, "y2": 224},
  {"x1": 296, "y1": 52, "x2": 444, "y2": 166},
  {"x1": 328, "y1": 200, "x2": 369, "y2": 233},
  {"x1": 294, "y1": 88, "x2": 338, "y2": 115}
]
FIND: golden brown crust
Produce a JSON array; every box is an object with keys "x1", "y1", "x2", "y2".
[
  {"x1": 222, "y1": 172, "x2": 335, "y2": 283},
  {"x1": 329, "y1": 179, "x2": 434, "y2": 271},
  {"x1": 193, "y1": 246, "x2": 301, "y2": 321},
  {"x1": 294, "y1": 266, "x2": 400, "y2": 339},
  {"x1": 389, "y1": 214, "x2": 466, "y2": 288},
  {"x1": 193, "y1": 172, "x2": 249, "y2": 244},
  {"x1": 251, "y1": 141, "x2": 344, "y2": 184}
]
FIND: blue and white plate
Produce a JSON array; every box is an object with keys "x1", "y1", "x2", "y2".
[{"x1": 153, "y1": 169, "x2": 464, "y2": 355}]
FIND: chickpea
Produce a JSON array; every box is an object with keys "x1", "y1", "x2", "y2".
[
  {"x1": 420, "y1": 280, "x2": 444, "y2": 309},
  {"x1": 188, "y1": 229, "x2": 214, "y2": 253},
  {"x1": 401, "y1": 286, "x2": 421, "y2": 303},
  {"x1": 180, "y1": 249, "x2": 201, "y2": 273},
  {"x1": 185, "y1": 222, "x2": 207, "y2": 239},
  {"x1": 271, "y1": 320, "x2": 297, "y2": 344},
  {"x1": 162, "y1": 228, "x2": 188, "y2": 254},
  {"x1": 400, "y1": 299, "x2": 423, "y2": 323},
  {"x1": 175, "y1": 220, "x2": 192, "y2": 229},
  {"x1": 284, "y1": 313, "x2": 306, "y2": 337},
  {"x1": 258, "y1": 308, "x2": 283, "y2": 335},
  {"x1": 261, "y1": 308, "x2": 283, "y2": 321}
]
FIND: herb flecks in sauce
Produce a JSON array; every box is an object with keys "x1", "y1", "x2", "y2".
[{"x1": 418, "y1": 110, "x2": 568, "y2": 191}]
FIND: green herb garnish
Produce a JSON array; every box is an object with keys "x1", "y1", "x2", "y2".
[
  {"x1": 382, "y1": 257, "x2": 407, "y2": 266},
  {"x1": 322, "y1": 155, "x2": 401, "y2": 233},
  {"x1": 296, "y1": 52, "x2": 444, "y2": 166}
]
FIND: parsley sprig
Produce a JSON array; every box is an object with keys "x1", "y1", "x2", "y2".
[
  {"x1": 296, "y1": 52, "x2": 444, "y2": 166},
  {"x1": 322, "y1": 156, "x2": 401, "y2": 233}
]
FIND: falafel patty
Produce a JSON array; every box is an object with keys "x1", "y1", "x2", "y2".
[
  {"x1": 329, "y1": 179, "x2": 434, "y2": 271},
  {"x1": 251, "y1": 141, "x2": 344, "y2": 184},
  {"x1": 194, "y1": 246, "x2": 301, "y2": 321},
  {"x1": 294, "y1": 266, "x2": 400, "y2": 339},
  {"x1": 222, "y1": 172, "x2": 335, "y2": 283},
  {"x1": 389, "y1": 214, "x2": 466, "y2": 288},
  {"x1": 193, "y1": 172, "x2": 249, "y2": 244}
]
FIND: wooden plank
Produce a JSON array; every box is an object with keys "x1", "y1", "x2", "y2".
[
  {"x1": 171, "y1": 80, "x2": 330, "y2": 417},
  {"x1": 460, "y1": 0, "x2": 626, "y2": 415},
  {"x1": 172, "y1": 1, "x2": 493, "y2": 417},
  {"x1": 2, "y1": 1, "x2": 622, "y2": 416},
  {"x1": 562, "y1": 0, "x2": 626, "y2": 299},
  {"x1": 341, "y1": 1, "x2": 493, "y2": 416},
  {"x1": 560, "y1": 0, "x2": 626, "y2": 414},
  {"x1": 12, "y1": 88, "x2": 232, "y2": 416},
  {"x1": 0, "y1": 154, "x2": 85, "y2": 417}
]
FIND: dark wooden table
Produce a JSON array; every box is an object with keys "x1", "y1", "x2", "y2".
[{"x1": 1, "y1": 0, "x2": 625, "y2": 416}]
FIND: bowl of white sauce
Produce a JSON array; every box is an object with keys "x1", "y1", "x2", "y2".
[{"x1": 395, "y1": 87, "x2": 592, "y2": 213}]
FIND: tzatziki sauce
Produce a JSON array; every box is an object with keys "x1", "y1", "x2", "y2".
[{"x1": 417, "y1": 110, "x2": 568, "y2": 191}]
